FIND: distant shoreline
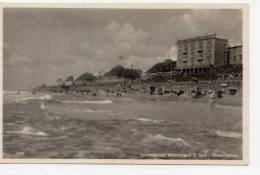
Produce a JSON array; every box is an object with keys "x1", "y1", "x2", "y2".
[
  {"x1": 3, "y1": 89, "x2": 242, "y2": 107},
  {"x1": 50, "y1": 92, "x2": 242, "y2": 107}
]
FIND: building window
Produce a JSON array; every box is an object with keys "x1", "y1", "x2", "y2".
[
  {"x1": 183, "y1": 44, "x2": 188, "y2": 54},
  {"x1": 239, "y1": 55, "x2": 242, "y2": 62},
  {"x1": 190, "y1": 43, "x2": 195, "y2": 53},
  {"x1": 197, "y1": 41, "x2": 203, "y2": 51},
  {"x1": 207, "y1": 50, "x2": 212, "y2": 57},
  {"x1": 190, "y1": 56, "x2": 194, "y2": 66},
  {"x1": 234, "y1": 56, "x2": 236, "y2": 62},
  {"x1": 206, "y1": 40, "x2": 212, "y2": 49},
  {"x1": 178, "y1": 45, "x2": 182, "y2": 53}
]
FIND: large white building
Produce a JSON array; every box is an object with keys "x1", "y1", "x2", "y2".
[{"x1": 175, "y1": 34, "x2": 228, "y2": 75}]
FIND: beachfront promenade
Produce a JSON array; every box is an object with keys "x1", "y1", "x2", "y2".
[{"x1": 35, "y1": 79, "x2": 242, "y2": 98}]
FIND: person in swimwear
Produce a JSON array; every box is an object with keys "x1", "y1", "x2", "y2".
[{"x1": 208, "y1": 90, "x2": 216, "y2": 111}]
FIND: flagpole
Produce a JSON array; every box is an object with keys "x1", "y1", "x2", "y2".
[
  {"x1": 171, "y1": 62, "x2": 173, "y2": 81},
  {"x1": 168, "y1": 52, "x2": 173, "y2": 82}
]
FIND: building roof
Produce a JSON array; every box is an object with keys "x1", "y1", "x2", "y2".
[
  {"x1": 104, "y1": 65, "x2": 125, "y2": 77},
  {"x1": 123, "y1": 68, "x2": 140, "y2": 79},
  {"x1": 75, "y1": 72, "x2": 94, "y2": 81},
  {"x1": 104, "y1": 65, "x2": 141, "y2": 79},
  {"x1": 56, "y1": 78, "x2": 64, "y2": 82},
  {"x1": 228, "y1": 45, "x2": 242, "y2": 49},
  {"x1": 177, "y1": 34, "x2": 227, "y2": 44},
  {"x1": 65, "y1": 76, "x2": 74, "y2": 82},
  {"x1": 146, "y1": 59, "x2": 177, "y2": 74}
]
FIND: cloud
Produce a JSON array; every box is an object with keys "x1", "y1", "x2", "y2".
[
  {"x1": 106, "y1": 21, "x2": 149, "y2": 44},
  {"x1": 105, "y1": 21, "x2": 149, "y2": 54},
  {"x1": 166, "y1": 46, "x2": 178, "y2": 61},
  {"x1": 78, "y1": 41, "x2": 89, "y2": 49},
  {"x1": 4, "y1": 51, "x2": 31, "y2": 66},
  {"x1": 169, "y1": 13, "x2": 199, "y2": 36},
  {"x1": 160, "y1": 9, "x2": 242, "y2": 45},
  {"x1": 9, "y1": 55, "x2": 30, "y2": 64},
  {"x1": 122, "y1": 55, "x2": 165, "y2": 71}
]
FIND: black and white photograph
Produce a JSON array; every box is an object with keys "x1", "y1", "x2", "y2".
[{"x1": 1, "y1": 4, "x2": 248, "y2": 164}]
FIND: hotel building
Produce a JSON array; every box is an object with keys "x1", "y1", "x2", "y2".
[
  {"x1": 227, "y1": 45, "x2": 242, "y2": 65},
  {"x1": 175, "y1": 34, "x2": 228, "y2": 75}
]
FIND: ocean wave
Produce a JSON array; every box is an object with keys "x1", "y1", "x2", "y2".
[
  {"x1": 4, "y1": 92, "x2": 53, "y2": 104},
  {"x1": 130, "y1": 129, "x2": 191, "y2": 149},
  {"x1": 33, "y1": 135, "x2": 67, "y2": 140},
  {"x1": 51, "y1": 106, "x2": 115, "y2": 115},
  {"x1": 143, "y1": 134, "x2": 191, "y2": 148},
  {"x1": 135, "y1": 117, "x2": 181, "y2": 126},
  {"x1": 215, "y1": 103, "x2": 241, "y2": 109},
  {"x1": 6, "y1": 126, "x2": 48, "y2": 137},
  {"x1": 3, "y1": 90, "x2": 29, "y2": 95},
  {"x1": 84, "y1": 109, "x2": 113, "y2": 114},
  {"x1": 136, "y1": 117, "x2": 163, "y2": 123},
  {"x1": 40, "y1": 102, "x2": 46, "y2": 109},
  {"x1": 58, "y1": 99, "x2": 113, "y2": 104},
  {"x1": 21, "y1": 94, "x2": 52, "y2": 101},
  {"x1": 214, "y1": 130, "x2": 242, "y2": 139}
]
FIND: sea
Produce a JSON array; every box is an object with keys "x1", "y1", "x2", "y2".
[{"x1": 3, "y1": 90, "x2": 242, "y2": 159}]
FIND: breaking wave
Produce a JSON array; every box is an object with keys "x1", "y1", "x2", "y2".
[
  {"x1": 58, "y1": 99, "x2": 113, "y2": 104},
  {"x1": 131, "y1": 129, "x2": 191, "y2": 149},
  {"x1": 21, "y1": 94, "x2": 52, "y2": 101},
  {"x1": 142, "y1": 134, "x2": 191, "y2": 148},
  {"x1": 136, "y1": 117, "x2": 163, "y2": 123},
  {"x1": 4, "y1": 91, "x2": 53, "y2": 104},
  {"x1": 40, "y1": 102, "x2": 46, "y2": 110},
  {"x1": 84, "y1": 109, "x2": 113, "y2": 114},
  {"x1": 214, "y1": 130, "x2": 242, "y2": 139},
  {"x1": 6, "y1": 126, "x2": 48, "y2": 137},
  {"x1": 3, "y1": 90, "x2": 29, "y2": 95},
  {"x1": 215, "y1": 103, "x2": 241, "y2": 109}
]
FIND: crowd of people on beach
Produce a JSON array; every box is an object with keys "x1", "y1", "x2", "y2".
[
  {"x1": 47, "y1": 83, "x2": 220, "y2": 111},
  {"x1": 33, "y1": 76, "x2": 238, "y2": 112}
]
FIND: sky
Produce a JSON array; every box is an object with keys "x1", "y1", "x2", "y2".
[{"x1": 3, "y1": 8, "x2": 242, "y2": 90}]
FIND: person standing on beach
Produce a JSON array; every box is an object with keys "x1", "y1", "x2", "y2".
[
  {"x1": 209, "y1": 90, "x2": 216, "y2": 111},
  {"x1": 175, "y1": 89, "x2": 180, "y2": 103}
]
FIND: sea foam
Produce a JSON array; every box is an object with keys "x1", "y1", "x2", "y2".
[
  {"x1": 214, "y1": 130, "x2": 242, "y2": 139},
  {"x1": 40, "y1": 102, "x2": 46, "y2": 109},
  {"x1": 59, "y1": 99, "x2": 113, "y2": 104},
  {"x1": 136, "y1": 117, "x2": 163, "y2": 123},
  {"x1": 143, "y1": 134, "x2": 191, "y2": 148},
  {"x1": 6, "y1": 126, "x2": 48, "y2": 137},
  {"x1": 4, "y1": 91, "x2": 53, "y2": 104},
  {"x1": 21, "y1": 94, "x2": 52, "y2": 101}
]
